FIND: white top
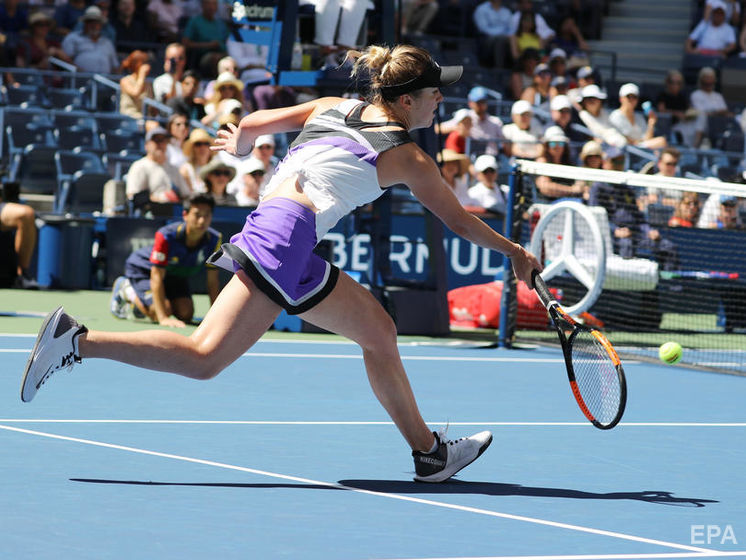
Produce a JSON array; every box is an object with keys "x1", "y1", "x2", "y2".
[
  {"x1": 467, "y1": 182, "x2": 509, "y2": 214},
  {"x1": 689, "y1": 19, "x2": 736, "y2": 50},
  {"x1": 608, "y1": 109, "x2": 647, "y2": 142}
]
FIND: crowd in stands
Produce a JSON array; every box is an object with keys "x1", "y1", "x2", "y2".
[{"x1": 1, "y1": 0, "x2": 746, "y2": 291}]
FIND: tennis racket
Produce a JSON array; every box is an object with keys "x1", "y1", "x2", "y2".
[{"x1": 532, "y1": 270, "x2": 627, "y2": 430}]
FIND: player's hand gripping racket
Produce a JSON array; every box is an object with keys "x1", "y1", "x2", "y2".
[{"x1": 532, "y1": 270, "x2": 627, "y2": 429}]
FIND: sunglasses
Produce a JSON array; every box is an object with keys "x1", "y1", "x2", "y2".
[
  {"x1": 257, "y1": 145, "x2": 273, "y2": 149},
  {"x1": 481, "y1": 168, "x2": 497, "y2": 173},
  {"x1": 211, "y1": 170, "x2": 232, "y2": 176},
  {"x1": 548, "y1": 141, "x2": 566, "y2": 148},
  {"x1": 193, "y1": 141, "x2": 210, "y2": 147}
]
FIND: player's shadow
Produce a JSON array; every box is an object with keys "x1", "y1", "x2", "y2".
[{"x1": 70, "y1": 478, "x2": 716, "y2": 508}]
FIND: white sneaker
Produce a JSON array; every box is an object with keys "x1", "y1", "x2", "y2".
[
  {"x1": 110, "y1": 276, "x2": 132, "y2": 319},
  {"x1": 20, "y1": 307, "x2": 87, "y2": 403},
  {"x1": 413, "y1": 429, "x2": 493, "y2": 483}
]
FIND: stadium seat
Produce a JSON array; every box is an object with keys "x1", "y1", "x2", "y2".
[
  {"x1": 55, "y1": 125, "x2": 105, "y2": 153},
  {"x1": 52, "y1": 112, "x2": 98, "y2": 133},
  {"x1": 2, "y1": 84, "x2": 47, "y2": 107},
  {"x1": 101, "y1": 130, "x2": 144, "y2": 154},
  {"x1": 55, "y1": 150, "x2": 107, "y2": 181},
  {"x1": 55, "y1": 170, "x2": 110, "y2": 214},
  {"x1": 95, "y1": 113, "x2": 139, "y2": 135},
  {"x1": 46, "y1": 87, "x2": 87, "y2": 110},
  {"x1": 103, "y1": 152, "x2": 141, "y2": 180}
]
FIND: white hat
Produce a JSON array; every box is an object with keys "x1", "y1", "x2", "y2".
[
  {"x1": 254, "y1": 134, "x2": 275, "y2": 147},
  {"x1": 709, "y1": 0, "x2": 727, "y2": 12},
  {"x1": 618, "y1": 83, "x2": 640, "y2": 98},
  {"x1": 242, "y1": 158, "x2": 266, "y2": 175},
  {"x1": 550, "y1": 95, "x2": 571, "y2": 111},
  {"x1": 581, "y1": 84, "x2": 607, "y2": 100},
  {"x1": 511, "y1": 99, "x2": 533, "y2": 115},
  {"x1": 82, "y1": 5, "x2": 105, "y2": 22},
  {"x1": 542, "y1": 126, "x2": 569, "y2": 143},
  {"x1": 474, "y1": 154, "x2": 498, "y2": 173},
  {"x1": 549, "y1": 48, "x2": 567, "y2": 60},
  {"x1": 219, "y1": 98, "x2": 243, "y2": 115},
  {"x1": 452, "y1": 108, "x2": 472, "y2": 123}
]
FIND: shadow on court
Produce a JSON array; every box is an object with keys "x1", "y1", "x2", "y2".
[{"x1": 70, "y1": 478, "x2": 717, "y2": 507}]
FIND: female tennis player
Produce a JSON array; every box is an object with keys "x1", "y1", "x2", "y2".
[{"x1": 21, "y1": 44, "x2": 541, "y2": 482}]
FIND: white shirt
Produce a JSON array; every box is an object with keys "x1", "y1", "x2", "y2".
[
  {"x1": 153, "y1": 73, "x2": 183, "y2": 104},
  {"x1": 609, "y1": 109, "x2": 647, "y2": 142},
  {"x1": 125, "y1": 157, "x2": 188, "y2": 202},
  {"x1": 467, "y1": 181, "x2": 509, "y2": 214},
  {"x1": 690, "y1": 89, "x2": 728, "y2": 113},
  {"x1": 689, "y1": 19, "x2": 736, "y2": 50},
  {"x1": 502, "y1": 122, "x2": 542, "y2": 158}
]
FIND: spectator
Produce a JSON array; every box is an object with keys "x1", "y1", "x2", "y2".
[
  {"x1": 502, "y1": 99, "x2": 543, "y2": 159},
  {"x1": 126, "y1": 126, "x2": 189, "y2": 203},
  {"x1": 668, "y1": 192, "x2": 701, "y2": 227},
  {"x1": 227, "y1": 133, "x2": 277, "y2": 197},
  {"x1": 686, "y1": 1, "x2": 737, "y2": 58},
  {"x1": 72, "y1": 0, "x2": 116, "y2": 44},
  {"x1": 703, "y1": 0, "x2": 741, "y2": 27},
  {"x1": 546, "y1": 94, "x2": 590, "y2": 147},
  {"x1": 646, "y1": 147, "x2": 682, "y2": 208},
  {"x1": 304, "y1": 0, "x2": 368, "y2": 61},
  {"x1": 656, "y1": 69, "x2": 705, "y2": 148},
  {"x1": 547, "y1": 48, "x2": 569, "y2": 81},
  {"x1": 509, "y1": 47, "x2": 540, "y2": 101},
  {"x1": 534, "y1": 126, "x2": 579, "y2": 201},
  {"x1": 472, "y1": 0, "x2": 513, "y2": 68},
  {"x1": 437, "y1": 148, "x2": 472, "y2": 206},
  {"x1": 203, "y1": 55, "x2": 238, "y2": 99},
  {"x1": 146, "y1": 0, "x2": 183, "y2": 42},
  {"x1": 200, "y1": 158, "x2": 238, "y2": 206},
  {"x1": 179, "y1": 127, "x2": 214, "y2": 194},
  {"x1": 53, "y1": 0, "x2": 84, "y2": 37},
  {"x1": 575, "y1": 84, "x2": 628, "y2": 148},
  {"x1": 401, "y1": 0, "x2": 439, "y2": 36},
  {"x1": 467, "y1": 154, "x2": 508, "y2": 215},
  {"x1": 119, "y1": 50, "x2": 152, "y2": 119},
  {"x1": 510, "y1": 10, "x2": 544, "y2": 62},
  {"x1": 571, "y1": 139, "x2": 603, "y2": 199},
  {"x1": 112, "y1": 0, "x2": 149, "y2": 53},
  {"x1": 699, "y1": 195, "x2": 743, "y2": 229},
  {"x1": 225, "y1": 34, "x2": 271, "y2": 86},
  {"x1": 609, "y1": 82, "x2": 668, "y2": 149},
  {"x1": 566, "y1": 64, "x2": 595, "y2": 105},
  {"x1": 509, "y1": 0, "x2": 555, "y2": 44},
  {"x1": 251, "y1": 84, "x2": 298, "y2": 111},
  {"x1": 235, "y1": 158, "x2": 265, "y2": 207},
  {"x1": 690, "y1": 66, "x2": 734, "y2": 141},
  {"x1": 520, "y1": 62, "x2": 552, "y2": 110},
  {"x1": 0, "y1": 183, "x2": 39, "y2": 289},
  {"x1": 61, "y1": 6, "x2": 119, "y2": 73},
  {"x1": 0, "y1": 0, "x2": 28, "y2": 56},
  {"x1": 551, "y1": 15, "x2": 589, "y2": 66},
  {"x1": 16, "y1": 11, "x2": 71, "y2": 70},
  {"x1": 444, "y1": 108, "x2": 473, "y2": 154},
  {"x1": 166, "y1": 70, "x2": 207, "y2": 121},
  {"x1": 152, "y1": 42, "x2": 187, "y2": 103},
  {"x1": 202, "y1": 71, "x2": 247, "y2": 126},
  {"x1": 182, "y1": 0, "x2": 229, "y2": 70},
  {"x1": 438, "y1": 86, "x2": 504, "y2": 155},
  {"x1": 110, "y1": 192, "x2": 222, "y2": 326},
  {"x1": 166, "y1": 113, "x2": 190, "y2": 170}
]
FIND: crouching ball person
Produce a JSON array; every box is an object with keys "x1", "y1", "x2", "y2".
[{"x1": 21, "y1": 44, "x2": 541, "y2": 482}]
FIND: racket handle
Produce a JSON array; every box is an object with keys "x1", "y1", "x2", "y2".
[{"x1": 532, "y1": 269, "x2": 554, "y2": 307}]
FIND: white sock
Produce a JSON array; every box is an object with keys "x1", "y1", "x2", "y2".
[{"x1": 427, "y1": 435, "x2": 439, "y2": 454}]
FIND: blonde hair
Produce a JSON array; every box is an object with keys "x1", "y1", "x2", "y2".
[{"x1": 349, "y1": 44, "x2": 434, "y2": 105}]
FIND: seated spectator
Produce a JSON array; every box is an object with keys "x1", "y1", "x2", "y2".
[
  {"x1": 704, "y1": 0, "x2": 741, "y2": 27},
  {"x1": 546, "y1": 94, "x2": 590, "y2": 147},
  {"x1": 437, "y1": 86, "x2": 504, "y2": 155},
  {"x1": 686, "y1": 1, "x2": 737, "y2": 58},
  {"x1": 551, "y1": 15, "x2": 589, "y2": 66},
  {"x1": 16, "y1": 11, "x2": 72, "y2": 70},
  {"x1": 153, "y1": 43, "x2": 187, "y2": 103},
  {"x1": 166, "y1": 113, "x2": 190, "y2": 170},
  {"x1": 698, "y1": 194, "x2": 743, "y2": 228},
  {"x1": 200, "y1": 158, "x2": 238, "y2": 206},
  {"x1": 202, "y1": 71, "x2": 246, "y2": 127},
  {"x1": 645, "y1": 147, "x2": 682, "y2": 208},
  {"x1": 502, "y1": 100, "x2": 542, "y2": 159},
  {"x1": 401, "y1": 0, "x2": 439, "y2": 36},
  {"x1": 225, "y1": 34, "x2": 271, "y2": 86},
  {"x1": 668, "y1": 192, "x2": 701, "y2": 227},
  {"x1": 520, "y1": 62, "x2": 552, "y2": 111},
  {"x1": 571, "y1": 139, "x2": 603, "y2": 199},
  {"x1": 203, "y1": 56, "x2": 237, "y2": 99},
  {"x1": 182, "y1": 0, "x2": 229, "y2": 70},
  {"x1": 690, "y1": 66, "x2": 734, "y2": 148},
  {"x1": 509, "y1": 0, "x2": 555, "y2": 45},
  {"x1": 235, "y1": 158, "x2": 265, "y2": 207},
  {"x1": 251, "y1": 84, "x2": 298, "y2": 110},
  {"x1": 473, "y1": 0, "x2": 513, "y2": 68},
  {"x1": 444, "y1": 109, "x2": 473, "y2": 154},
  {"x1": 509, "y1": 10, "x2": 544, "y2": 62},
  {"x1": 61, "y1": 6, "x2": 119, "y2": 73},
  {"x1": 126, "y1": 126, "x2": 189, "y2": 203},
  {"x1": 609, "y1": 82, "x2": 668, "y2": 149},
  {"x1": 509, "y1": 47, "x2": 540, "y2": 101},
  {"x1": 566, "y1": 64, "x2": 595, "y2": 105},
  {"x1": 53, "y1": 0, "x2": 84, "y2": 37},
  {"x1": 467, "y1": 154, "x2": 508, "y2": 215},
  {"x1": 656, "y1": 69, "x2": 706, "y2": 148},
  {"x1": 437, "y1": 148, "x2": 472, "y2": 207},
  {"x1": 575, "y1": 84, "x2": 628, "y2": 148},
  {"x1": 534, "y1": 126, "x2": 579, "y2": 201},
  {"x1": 547, "y1": 48, "x2": 569, "y2": 81},
  {"x1": 112, "y1": 0, "x2": 149, "y2": 53},
  {"x1": 179, "y1": 127, "x2": 214, "y2": 194},
  {"x1": 110, "y1": 192, "x2": 221, "y2": 326},
  {"x1": 0, "y1": 183, "x2": 39, "y2": 289},
  {"x1": 146, "y1": 0, "x2": 183, "y2": 42},
  {"x1": 72, "y1": 0, "x2": 115, "y2": 44},
  {"x1": 166, "y1": 70, "x2": 207, "y2": 121},
  {"x1": 119, "y1": 50, "x2": 152, "y2": 120},
  {"x1": 227, "y1": 133, "x2": 278, "y2": 197}
]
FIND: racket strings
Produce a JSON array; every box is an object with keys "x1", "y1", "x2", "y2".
[{"x1": 571, "y1": 331, "x2": 623, "y2": 425}]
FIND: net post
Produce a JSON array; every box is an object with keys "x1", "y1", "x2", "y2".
[{"x1": 498, "y1": 162, "x2": 523, "y2": 348}]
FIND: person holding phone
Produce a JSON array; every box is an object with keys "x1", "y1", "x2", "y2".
[
  {"x1": 609, "y1": 82, "x2": 667, "y2": 150},
  {"x1": 153, "y1": 42, "x2": 187, "y2": 103}
]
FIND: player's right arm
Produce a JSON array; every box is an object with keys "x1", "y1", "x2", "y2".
[
  {"x1": 212, "y1": 96, "x2": 346, "y2": 157},
  {"x1": 149, "y1": 265, "x2": 183, "y2": 327}
]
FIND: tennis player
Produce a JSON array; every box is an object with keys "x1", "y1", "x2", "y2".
[{"x1": 21, "y1": 44, "x2": 541, "y2": 482}]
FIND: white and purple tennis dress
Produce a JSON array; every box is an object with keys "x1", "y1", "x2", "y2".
[{"x1": 208, "y1": 99, "x2": 413, "y2": 314}]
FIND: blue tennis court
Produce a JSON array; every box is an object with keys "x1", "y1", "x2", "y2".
[{"x1": 1, "y1": 331, "x2": 745, "y2": 559}]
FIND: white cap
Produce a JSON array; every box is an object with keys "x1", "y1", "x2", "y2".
[
  {"x1": 254, "y1": 134, "x2": 275, "y2": 147},
  {"x1": 618, "y1": 83, "x2": 640, "y2": 98},
  {"x1": 581, "y1": 84, "x2": 607, "y2": 100},
  {"x1": 549, "y1": 48, "x2": 567, "y2": 60},
  {"x1": 511, "y1": 99, "x2": 533, "y2": 115},
  {"x1": 542, "y1": 125, "x2": 569, "y2": 143},
  {"x1": 243, "y1": 158, "x2": 266, "y2": 175},
  {"x1": 550, "y1": 95, "x2": 571, "y2": 111},
  {"x1": 709, "y1": 0, "x2": 727, "y2": 12},
  {"x1": 452, "y1": 108, "x2": 472, "y2": 123},
  {"x1": 474, "y1": 154, "x2": 498, "y2": 172}
]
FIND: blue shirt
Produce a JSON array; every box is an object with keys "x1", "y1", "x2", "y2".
[{"x1": 473, "y1": 1, "x2": 512, "y2": 37}]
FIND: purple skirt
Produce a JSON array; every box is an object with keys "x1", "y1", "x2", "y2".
[{"x1": 208, "y1": 197, "x2": 339, "y2": 314}]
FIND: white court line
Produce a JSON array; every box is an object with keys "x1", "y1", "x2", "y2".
[
  {"x1": 0, "y1": 420, "x2": 745, "y2": 427},
  {"x1": 0, "y1": 423, "x2": 715, "y2": 554},
  {"x1": 382, "y1": 553, "x2": 746, "y2": 560}
]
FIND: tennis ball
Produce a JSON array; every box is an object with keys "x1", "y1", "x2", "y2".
[{"x1": 659, "y1": 341, "x2": 683, "y2": 365}]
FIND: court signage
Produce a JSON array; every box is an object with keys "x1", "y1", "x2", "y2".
[{"x1": 690, "y1": 524, "x2": 738, "y2": 545}]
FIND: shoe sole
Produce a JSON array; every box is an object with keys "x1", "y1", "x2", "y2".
[
  {"x1": 20, "y1": 306, "x2": 63, "y2": 403},
  {"x1": 414, "y1": 434, "x2": 493, "y2": 483},
  {"x1": 110, "y1": 277, "x2": 128, "y2": 319}
]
